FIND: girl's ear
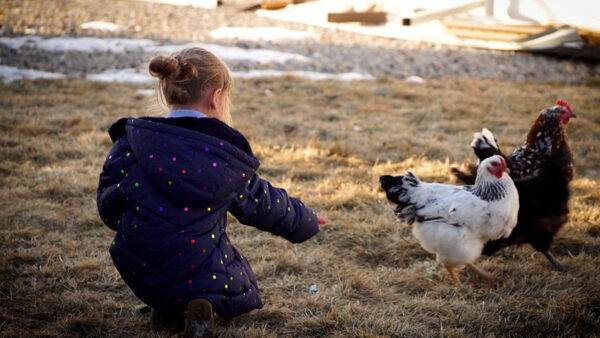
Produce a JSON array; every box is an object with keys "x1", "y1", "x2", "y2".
[{"x1": 208, "y1": 88, "x2": 222, "y2": 110}]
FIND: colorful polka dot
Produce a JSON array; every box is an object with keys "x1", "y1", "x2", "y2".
[
  {"x1": 239, "y1": 194, "x2": 244, "y2": 199},
  {"x1": 211, "y1": 234, "x2": 215, "y2": 239},
  {"x1": 190, "y1": 239, "x2": 195, "y2": 244},
  {"x1": 149, "y1": 154, "x2": 154, "y2": 159},
  {"x1": 172, "y1": 157, "x2": 177, "y2": 161},
  {"x1": 126, "y1": 152, "x2": 130, "y2": 157},
  {"x1": 212, "y1": 275, "x2": 216, "y2": 280},
  {"x1": 184, "y1": 206, "x2": 188, "y2": 212},
  {"x1": 181, "y1": 169, "x2": 186, "y2": 174},
  {"x1": 134, "y1": 182, "x2": 139, "y2": 187},
  {"x1": 202, "y1": 249, "x2": 206, "y2": 253},
  {"x1": 242, "y1": 173, "x2": 246, "y2": 178},
  {"x1": 207, "y1": 207, "x2": 211, "y2": 212},
  {"x1": 188, "y1": 280, "x2": 192, "y2": 285},
  {"x1": 197, "y1": 168, "x2": 202, "y2": 173},
  {"x1": 168, "y1": 180, "x2": 172, "y2": 185},
  {"x1": 224, "y1": 284, "x2": 228, "y2": 289},
  {"x1": 203, "y1": 186, "x2": 208, "y2": 191},
  {"x1": 230, "y1": 276, "x2": 233, "y2": 280},
  {"x1": 158, "y1": 206, "x2": 163, "y2": 212},
  {"x1": 190, "y1": 264, "x2": 195, "y2": 269},
  {"x1": 120, "y1": 169, "x2": 124, "y2": 174},
  {"x1": 135, "y1": 206, "x2": 140, "y2": 211},
  {"x1": 212, "y1": 162, "x2": 217, "y2": 167},
  {"x1": 205, "y1": 147, "x2": 209, "y2": 152},
  {"x1": 158, "y1": 167, "x2": 163, "y2": 172}
]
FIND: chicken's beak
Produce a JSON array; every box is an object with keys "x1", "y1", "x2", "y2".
[
  {"x1": 571, "y1": 112, "x2": 577, "y2": 118},
  {"x1": 504, "y1": 168, "x2": 510, "y2": 174}
]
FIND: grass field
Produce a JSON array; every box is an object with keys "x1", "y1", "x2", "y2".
[{"x1": 1, "y1": 77, "x2": 599, "y2": 337}]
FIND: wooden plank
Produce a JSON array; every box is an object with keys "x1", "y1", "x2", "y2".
[
  {"x1": 446, "y1": 28, "x2": 529, "y2": 41},
  {"x1": 327, "y1": 11, "x2": 387, "y2": 24},
  {"x1": 402, "y1": 1, "x2": 485, "y2": 26},
  {"x1": 443, "y1": 20, "x2": 551, "y2": 41},
  {"x1": 261, "y1": 0, "x2": 290, "y2": 10}
]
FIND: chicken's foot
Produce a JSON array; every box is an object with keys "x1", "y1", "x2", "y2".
[
  {"x1": 445, "y1": 266, "x2": 462, "y2": 285},
  {"x1": 466, "y1": 264, "x2": 497, "y2": 283},
  {"x1": 543, "y1": 250, "x2": 568, "y2": 272}
]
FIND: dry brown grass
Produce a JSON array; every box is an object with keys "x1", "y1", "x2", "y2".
[{"x1": 1, "y1": 77, "x2": 599, "y2": 337}]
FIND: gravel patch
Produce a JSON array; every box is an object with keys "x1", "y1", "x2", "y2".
[{"x1": 0, "y1": 0, "x2": 598, "y2": 83}]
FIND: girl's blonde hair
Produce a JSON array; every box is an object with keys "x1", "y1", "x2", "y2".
[{"x1": 149, "y1": 47, "x2": 233, "y2": 124}]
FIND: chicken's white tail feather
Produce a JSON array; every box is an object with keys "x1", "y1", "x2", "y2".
[
  {"x1": 481, "y1": 128, "x2": 498, "y2": 149},
  {"x1": 470, "y1": 128, "x2": 499, "y2": 151}
]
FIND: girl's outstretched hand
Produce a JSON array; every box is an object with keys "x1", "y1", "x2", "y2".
[{"x1": 317, "y1": 215, "x2": 328, "y2": 227}]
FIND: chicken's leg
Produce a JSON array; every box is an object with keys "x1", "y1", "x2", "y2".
[
  {"x1": 466, "y1": 264, "x2": 497, "y2": 282},
  {"x1": 445, "y1": 266, "x2": 461, "y2": 284},
  {"x1": 543, "y1": 250, "x2": 568, "y2": 272}
]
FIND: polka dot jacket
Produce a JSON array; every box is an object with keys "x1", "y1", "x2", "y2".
[{"x1": 97, "y1": 116, "x2": 320, "y2": 317}]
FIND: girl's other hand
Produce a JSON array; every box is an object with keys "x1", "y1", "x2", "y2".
[{"x1": 317, "y1": 215, "x2": 327, "y2": 227}]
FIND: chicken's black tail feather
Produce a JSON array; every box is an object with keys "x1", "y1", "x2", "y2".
[{"x1": 379, "y1": 173, "x2": 420, "y2": 225}]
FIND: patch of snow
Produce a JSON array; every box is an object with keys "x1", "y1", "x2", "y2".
[
  {"x1": 81, "y1": 21, "x2": 126, "y2": 32},
  {"x1": 152, "y1": 42, "x2": 311, "y2": 64},
  {"x1": 0, "y1": 36, "x2": 311, "y2": 64},
  {"x1": 405, "y1": 75, "x2": 425, "y2": 84},
  {"x1": 1, "y1": 65, "x2": 373, "y2": 84},
  {"x1": 0, "y1": 36, "x2": 42, "y2": 49},
  {"x1": 0, "y1": 36, "x2": 155, "y2": 53},
  {"x1": 86, "y1": 68, "x2": 155, "y2": 84},
  {"x1": 0, "y1": 65, "x2": 66, "y2": 83},
  {"x1": 210, "y1": 27, "x2": 318, "y2": 41},
  {"x1": 231, "y1": 69, "x2": 374, "y2": 81}
]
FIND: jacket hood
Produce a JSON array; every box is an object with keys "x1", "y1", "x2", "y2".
[{"x1": 110, "y1": 117, "x2": 260, "y2": 206}]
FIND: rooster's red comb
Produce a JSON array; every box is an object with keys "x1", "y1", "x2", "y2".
[{"x1": 556, "y1": 99, "x2": 572, "y2": 114}]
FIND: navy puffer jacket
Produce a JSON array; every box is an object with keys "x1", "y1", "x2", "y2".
[{"x1": 97, "y1": 116, "x2": 320, "y2": 317}]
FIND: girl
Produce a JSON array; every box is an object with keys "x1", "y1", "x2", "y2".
[{"x1": 97, "y1": 47, "x2": 327, "y2": 337}]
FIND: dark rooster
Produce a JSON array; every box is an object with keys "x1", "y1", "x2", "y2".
[{"x1": 451, "y1": 100, "x2": 575, "y2": 270}]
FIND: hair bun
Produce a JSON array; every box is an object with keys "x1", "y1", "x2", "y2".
[
  {"x1": 149, "y1": 55, "x2": 180, "y2": 80},
  {"x1": 149, "y1": 55, "x2": 197, "y2": 80}
]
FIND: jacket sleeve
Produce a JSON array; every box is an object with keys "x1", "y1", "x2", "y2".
[
  {"x1": 96, "y1": 137, "x2": 129, "y2": 232},
  {"x1": 229, "y1": 173, "x2": 320, "y2": 243}
]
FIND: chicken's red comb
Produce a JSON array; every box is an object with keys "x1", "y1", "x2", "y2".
[{"x1": 556, "y1": 99, "x2": 572, "y2": 113}]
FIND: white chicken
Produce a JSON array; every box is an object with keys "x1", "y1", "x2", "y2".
[{"x1": 379, "y1": 155, "x2": 519, "y2": 282}]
